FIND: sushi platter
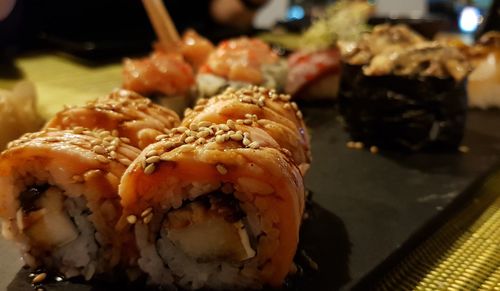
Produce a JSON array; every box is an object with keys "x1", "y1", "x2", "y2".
[
  {"x1": 3, "y1": 105, "x2": 500, "y2": 291},
  {"x1": 1, "y1": 1, "x2": 500, "y2": 291}
]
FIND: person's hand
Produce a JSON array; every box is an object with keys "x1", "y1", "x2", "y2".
[{"x1": 0, "y1": 0, "x2": 16, "y2": 20}]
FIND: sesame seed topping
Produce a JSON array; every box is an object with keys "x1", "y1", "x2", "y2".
[
  {"x1": 120, "y1": 137, "x2": 131, "y2": 143},
  {"x1": 243, "y1": 119, "x2": 252, "y2": 125},
  {"x1": 196, "y1": 138, "x2": 206, "y2": 145},
  {"x1": 93, "y1": 145, "x2": 106, "y2": 155},
  {"x1": 175, "y1": 127, "x2": 188, "y2": 133},
  {"x1": 32, "y1": 273, "x2": 47, "y2": 284},
  {"x1": 156, "y1": 134, "x2": 168, "y2": 141},
  {"x1": 248, "y1": 141, "x2": 260, "y2": 149},
  {"x1": 144, "y1": 163, "x2": 156, "y2": 175},
  {"x1": 296, "y1": 111, "x2": 303, "y2": 119},
  {"x1": 96, "y1": 155, "x2": 109, "y2": 163},
  {"x1": 215, "y1": 130, "x2": 224, "y2": 136},
  {"x1": 257, "y1": 120, "x2": 267, "y2": 126},
  {"x1": 230, "y1": 133, "x2": 243, "y2": 141},
  {"x1": 146, "y1": 156, "x2": 160, "y2": 164},
  {"x1": 236, "y1": 119, "x2": 244, "y2": 125},
  {"x1": 243, "y1": 138, "x2": 251, "y2": 146},
  {"x1": 109, "y1": 151, "x2": 117, "y2": 159},
  {"x1": 127, "y1": 215, "x2": 137, "y2": 224},
  {"x1": 283, "y1": 103, "x2": 291, "y2": 110},
  {"x1": 143, "y1": 213, "x2": 153, "y2": 224},
  {"x1": 189, "y1": 123, "x2": 199, "y2": 131},
  {"x1": 196, "y1": 130, "x2": 210, "y2": 138},
  {"x1": 146, "y1": 150, "x2": 159, "y2": 157},
  {"x1": 227, "y1": 119, "x2": 236, "y2": 130},
  {"x1": 216, "y1": 164, "x2": 228, "y2": 175},
  {"x1": 119, "y1": 158, "x2": 131, "y2": 166},
  {"x1": 291, "y1": 102, "x2": 298, "y2": 110},
  {"x1": 219, "y1": 124, "x2": 230, "y2": 131},
  {"x1": 194, "y1": 105, "x2": 204, "y2": 111},
  {"x1": 185, "y1": 136, "x2": 196, "y2": 143},
  {"x1": 370, "y1": 146, "x2": 379, "y2": 154},
  {"x1": 198, "y1": 121, "x2": 212, "y2": 128},
  {"x1": 215, "y1": 135, "x2": 225, "y2": 143},
  {"x1": 141, "y1": 207, "x2": 153, "y2": 218},
  {"x1": 73, "y1": 127, "x2": 85, "y2": 134},
  {"x1": 354, "y1": 142, "x2": 364, "y2": 149}
]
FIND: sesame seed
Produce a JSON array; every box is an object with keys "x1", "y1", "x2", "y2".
[
  {"x1": 189, "y1": 123, "x2": 199, "y2": 131},
  {"x1": 144, "y1": 163, "x2": 156, "y2": 175},
  {"x1": 164, "y1": 141, "x2": 175, "y2": 149},
  {"x1": 93, "y1": 145, "x2": 106, "y2": 155},
  {"x1": 370, "y1": 146, "x2": 379, "y2": 154},
  {"x1": 143, "y1": 213, "x2": 153, "y2": 224},
  {"x1": 279, "y1": 94, "x2": 291, "y2": 101},
  {"x1": 32, "y1": 273, "x2": 47, "y2": 284},
  {"x1": 346, "y1": 141, "x2": 355, "y2": 148},
  {"x1": 145, "y1": 156, "x2": 160, "y2": 163},
  {"x1": 185, "y1": 136, "x2": 196, "y2": 143},
  {"x1": 354, "y1": 142, "x2": 364, "y2": 149},
  {"x1": 244, "y1": 113, "x2": 252, "y2": 119},
  {"x1": 215, "y1": 135, "x2": 225, "y2": 143},
  {"x1": 230, "y1": 133, "x2": 243, "y2": 141},
  {"x1": 196, "y1": 129, "x2": 210, "y2": 137},
  {"x1": 127, "y1": 215, "x2": 137, "y2": 224},
  {"x1": 283, "y1": 103, "x2": 291, "y2": 110},
  {"x1": 198, "y1": 121, "x2": 212, "y2": 128},
  {"x1": 248, "y1": 141, "x2": 260, "y2": 149},
  {"x1": 175, "y1": 127, "x2": 188, "y2": 133},
  {"x1": 194, "y1": 105, "x2": 204, "y2": 111},
  {"x1": 146, "y1": 150, "x2": 159, "y2": 157},
  {"x1": 109, "y1": 151, "x2": 117, "y2": 159},
  {"x1": 243, "y1": 119, "x2": 252, "y2": 125},
  {"x1": 73, "y1": 127, "x2": 84, "y2": 134},
  {"x1": 197, "y1": 98, "x2": 208, "y2": 105},
  {"x1": 226, "y1": 120, "x2": 236, "y2": 130},
  {"x1": 291, "y1": 102, "x2": 298, "y2": 110},
  {"x1": 219, "y1": 124, "x2": 230, "y2": 131},
  {"x1": 120, "y1": 137, "x2": 131, "y2": 143},
  {"x1": 96, "y1": 155, "x2": 109, "y2": 163},
  {"x1": 104, "y1": 136, "x2": 115, "y2": 143},
  {"x1": 257, "y1": 120, "x2": 267, "y2": 126},
  {"x1": 119, "y1": 158, "x2": 131, "y2": 166},
  {"x1": 156, "y1": 134, "x2": 168, "y2": 141},
  {"x1": 196, "y1": 137, "x2": 206, "y2": 145},
  {"x1": 216, "y1": 164, "x2": 228, "y2": 175},
  {"x1": 215, "y1": 130, "x2": 224, "y2": 135},
  {"x1": 458, "y1": 145, "x2": 469, "y2": 153},
  {"x1": 141, "y1": 207, "x2": 153, "y2": 218},
  {"x1": 236, "y1": 119, "x2": 244, "y2": 125},
  {"x1": 296, "y1": 111, "x2": 303, "y2": 119},
  {"x1": 242, "y1": 96, "x2": 253, "y2": 103},
  {"x1": 243, "y1": 138, "x2": 251, "y2": 146}
]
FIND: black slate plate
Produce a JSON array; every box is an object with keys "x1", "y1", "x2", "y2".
[{"x1": 4, "y1": 107, "x2": 500, "y2": 291}]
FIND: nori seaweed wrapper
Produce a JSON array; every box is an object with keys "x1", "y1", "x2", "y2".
[{"x1": 338, "y1": 63, "x2": 467, "y2": 151}]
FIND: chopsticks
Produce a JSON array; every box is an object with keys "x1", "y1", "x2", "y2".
[{"x1": 142, "y1": 0, "x2": 180, "y2": 48}]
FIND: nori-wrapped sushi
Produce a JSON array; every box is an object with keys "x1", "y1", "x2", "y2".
[{"x1": 338, "y1": 25, "x2": 471, "y2": 151}]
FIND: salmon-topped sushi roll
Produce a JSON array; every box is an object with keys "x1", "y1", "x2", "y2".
[
  {"x1": 183, "y1": 86, "x2": 311, "y2": 173},
  {"x1": 0, "y1": 128, "x2": 141, "y2": 280},
  {"x1": 45, "y1": 89, "x2": 180, "y2": 149},
  {"x1": 197, "y1": 37, "x2": 287, "y2": 98},
  {"x1": 118, "y1": 119, "x2": 305, "y2": 289}
]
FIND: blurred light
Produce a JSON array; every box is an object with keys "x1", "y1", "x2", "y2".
[
  {"x1": 459, "y1": 6, "x2": 482, "y2": 33},
  {"x1": 287, "y1": 5, "x2": 305, "y2": 20}
]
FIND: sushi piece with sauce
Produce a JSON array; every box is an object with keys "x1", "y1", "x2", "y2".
[
  {"x1": 117, "y1": 87, "x2": 307, "y2": 289},
  {"x1": 466, "y1": 31, "x2": 500, "y2": 109},
  {"x1": 0, "y1": 129, "x2": 141, "y2": 280},
  {"x1": 197, "y1": 37, "x2": 287, "y2": 98},
  {"x1": 123, "y1": 30, "x2": 214, "y2": 114},
  {"x1": 45, "y1": 89, "x2": 180, "y2": 149},
  {"x1": 339, "y1": 24, "x2": 471, "y2": 151}
]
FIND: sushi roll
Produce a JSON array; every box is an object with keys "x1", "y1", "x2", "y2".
[
  {"x1": 0, "y1": 128, "x2": 141, "y2": 280},
  {"x1": 339, "y1": 25, "x2": 471, "y2": 151},
  {"x1": 45, "y1": 89, "x2": 180, "y2": 149},
  {"x1": 466, "y1": 31, "x2": 500, "y2": 109},
  {"x1": 197, "y1": 37, "x2": 287, "y2": 98},
  {"x1": 285, "y1": 48, "x2": 341, "y2": 100},
  {"x1": 122, "y1": 30, "x2": 214, "y2": 114},
  {"x1": 117, "y1": 87, "x2": 307, "y2": 289},
  {"x1": 183, "y1": 86, "x2": 310, "y2": 173}
]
